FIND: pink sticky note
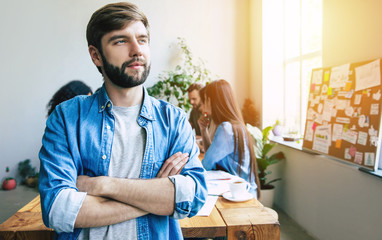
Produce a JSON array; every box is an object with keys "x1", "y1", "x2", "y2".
[
  {"x1": 311, "y1": 84, "x2": 316, "y2": 91},
  {"x1": 349, "y1": 145, "x2": 357, "y2": 157},
  {"x1": 312, "y1": 122, "x2": 317, "y2": 130}
]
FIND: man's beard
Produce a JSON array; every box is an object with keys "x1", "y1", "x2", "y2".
[
  {"x1": 195, "y1": 103, "x2": 202, "y2": 111},
  {"x1": 101, "y1": 54, "x2": 150, "y2": 88}
]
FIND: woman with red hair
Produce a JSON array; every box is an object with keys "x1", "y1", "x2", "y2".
[{"x1": 198, "y1": 79, "x2": 261, "y2": 199}]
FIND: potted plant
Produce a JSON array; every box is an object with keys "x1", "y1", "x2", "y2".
[
  {"x1": 247, "y1": 124, "x2": 286, "y2": 207},
  {"x1": 2, "y1": 166, "x2": 16, "y2": 190},
  {"x1": 147, "y1": 37, "x2": 214, "y2": 111},
  {"x1": 18, "y1": 159, "x2": 39, "y2": 188}
]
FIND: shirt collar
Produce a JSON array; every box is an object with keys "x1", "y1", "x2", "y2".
[{"x1": 97, "y1": 84, "x2": 155, "y2": 121}]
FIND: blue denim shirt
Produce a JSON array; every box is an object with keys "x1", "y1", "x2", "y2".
[
  {"x1": 202, "y1": 122, "x2": 258, "y2": 198},
  {"x1": 39, "y1": 86, "x2": 207, "y2": 240}
]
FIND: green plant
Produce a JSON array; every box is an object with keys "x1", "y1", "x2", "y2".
[
  {"x1": 247, "y1": 124, "x2": 286, "y2": 189},
  {"x1": 147, "y1": 37, "x2": 213, "y2": 111},
  {"x1": 18, "y1": 159, "x2": 37, "y2": 184}
]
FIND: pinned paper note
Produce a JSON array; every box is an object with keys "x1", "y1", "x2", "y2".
[
  {"x1": 354, "y1": 94, "x2": 362, "y2": 105},
  {"x1": 305, "y1": 121, "x2": 314, "y2": 141},
  {"x1": 373, "y1": 90, "x2": 381, "y2": 101},
  {"x1": 311, "y1": 83, "x2": 316, "y2": 91},
  {"x1": 368, "y1": 125, "x2": 378, "y2": 136},
  {"x1": 370, "y1": 104, "x2": 379, "y2": 115},
  {"x1": 321, "y1": 84, "x2": 328, "y2": 94},
  {"x1": 345, "y1": 89, "x2": 354, "y2": 99},
  {"x1": 344, "y1": 106, "x2": 354, "y2": 117},
  {"x1": 370, "y1": 136, "x2": 378, "y2": 146},
  {"x1": 336, "y1": 117, "x2": 350, "y2": 124},
  {"x1": 354, "y1": 152, "x2": 363, "y2": 165},
  {"x1": 312, "y1": 125, "x2": 332, "y2": 154},
  {"x1": 355, "y1": 59, "x2": 381, "y2": 91},
  {"x1": 342, "y1": 130, "x2": 358, "y2": 144},
  {"x1": 332, "y1": 124, "x2": 343, "y2": 141},
  {"x1": 344, "y1": 148, "x2": 351, "y2": 159},
  {"x1": 330, "y1": 63, "x2": 350, "y2": 88},
  {"x1": 357, "y1": 131, "x2": 368, "y2": 146},
  {"x1": 312, "y1": 69, "x2": 323, "y2": 84},
  {"x1": 318, "y1": 103, "x2": 323, "y2": 114},
  {"x1": 358, "y1": 115, "x2": 366, "y2": 128},
  {"x1": 365, "y1": 152, "x2": 375, "y2": 166}
]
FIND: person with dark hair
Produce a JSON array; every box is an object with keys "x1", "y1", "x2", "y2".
[
  {"x1": 39, "y1": 2, "x2": 207, "y2": 240},
  {"x1": 198, "y1": 79, "x2": 261, "y2": 199},
  {"x1": 187, "y1": 83, "x2": 204, "y2": 136},
  {"x1": 47, "y1": 80, "x2": 93, "y2": 116}
]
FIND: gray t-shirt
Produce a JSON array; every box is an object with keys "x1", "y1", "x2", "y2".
[{"x1": 78, "y1": 104, "x2": 145, "y2": 240}]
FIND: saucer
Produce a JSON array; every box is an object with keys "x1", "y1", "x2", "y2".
[{"x1": 222, "y1": 192, "x2": 253, "y2": 202}]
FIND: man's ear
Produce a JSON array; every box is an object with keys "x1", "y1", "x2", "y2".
[{"x1": 89, "y1": 45, "x2": 102, "y2": 67}]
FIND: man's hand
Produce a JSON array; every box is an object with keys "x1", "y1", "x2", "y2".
[{"x1": 156, "y1": 152, "x2": 189, "y2": 178}]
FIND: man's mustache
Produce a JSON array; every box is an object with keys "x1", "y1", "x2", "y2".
[{"x1": 121, "y1": 57, "x2": 147, "y2": 70}]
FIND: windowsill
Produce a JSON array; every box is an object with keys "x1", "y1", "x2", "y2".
[
  {"x1": 270, "y1": 135, "x2": 382, "y2": 179},
  {"x1": 269, "y1": 135, "x2": 303, "y2": 150}
]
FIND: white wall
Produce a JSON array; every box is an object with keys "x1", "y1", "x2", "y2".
[
  {"x1": 271, "y1": 1, "x2": 382, "y2": 239},
  {"x1": 0, "y1": 0, "x2": 250, "y2": 180}
]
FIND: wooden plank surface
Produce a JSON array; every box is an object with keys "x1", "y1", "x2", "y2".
[
  {"x1": 179, "y1": 206, "x2": 226, "y2": 238},
  {"x1": 219, "y1": 207, "x2": 280, "y2": 240}
]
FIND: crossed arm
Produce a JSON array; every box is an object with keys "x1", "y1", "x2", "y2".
[{"x1": 74, "y1": 152, "x2": 189, "y2": 228}]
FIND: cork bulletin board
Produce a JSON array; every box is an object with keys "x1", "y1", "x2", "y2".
[{"x1": 302, "y1": 58, "x2": 382, "y2": 170}]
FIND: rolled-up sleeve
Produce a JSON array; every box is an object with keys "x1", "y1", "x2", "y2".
[
  {"x1": 48, "y1": 189, "x2": 86, "y2": 233},
  {"x1": 168, "y1": 175, "x2": 196, "y2": 219}
]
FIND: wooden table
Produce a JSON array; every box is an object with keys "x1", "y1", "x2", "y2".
[{"x1": 0, "y1": 195, "x2": 279, "y2": 240}]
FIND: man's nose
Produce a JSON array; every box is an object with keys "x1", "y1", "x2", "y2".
[{"x1": 129, "y1": 39, "x2": 143, "y2": 57}]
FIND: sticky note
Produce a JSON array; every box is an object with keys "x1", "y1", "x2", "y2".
[
  {"x1": 324, "y1": 72, "x2": 330, "y2": 82},
  {"x1": 345, "y1": 82, "x2": 352, "y2": 91},
  {"x1": 344, "y1": 124, "x2": 348, "y2": 132},
  {"x1": 311, "y1": 84, "x2": 316, "y2": 91},
  {"x1": 349, "y1": 145, "x2": 357, "y2": 157},
  {"x1": 312, "y1": 122, "x2": 317, "y2": 130},
  {"x1": 327, "y1": 87, "x2": 333, "y2": 96},
  {"x1": 335, "y1": 139, "x2": 342, "y2": 148}
]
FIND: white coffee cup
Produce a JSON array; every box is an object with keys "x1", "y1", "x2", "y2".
[{"x1": 228, "y1": 180, "x2": 250, "y2": 199}]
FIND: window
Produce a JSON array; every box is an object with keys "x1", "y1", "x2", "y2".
[{"x1": 262, "y1": 0, "x2": 322, "y2": 136}]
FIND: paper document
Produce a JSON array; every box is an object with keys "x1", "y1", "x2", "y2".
[
  {"x1": 206, "y1": 170, "x2": 245, "y2": 196},
  {"x1": 196, "y1": 195, "x2": 218, "y2": 216}
]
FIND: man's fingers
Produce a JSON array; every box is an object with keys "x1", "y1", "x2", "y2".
[
  {"x1": 157, "y1": 153, "x2": 189, "y2": 178},
  {"x1": 157, "y1": 152, "x2": 181, "y2": 177},
  {"x1": 174, "y1": 157, "x2": 189, "y2": 175}
]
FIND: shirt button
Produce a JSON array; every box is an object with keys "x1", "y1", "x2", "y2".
[
  {"x1": 107, "y1": 103, "x2": 111, "y2": 108},
  {"x1": 106, "y1": 125, "x2": 110, "y2": 130},
  {"x1": 102, "y1": 155, "x2": 107, "y2": 160},
  {"x1": 101, "y1": 105, "x2": 105, "y2": 109}
]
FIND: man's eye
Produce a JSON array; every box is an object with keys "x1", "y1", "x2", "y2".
[
  {"x1": 115, "y1": 40, "x2": 126, "y2": 45},
  {"x1": 139, "y1": 39, "x2": 148, "y2": 44}
]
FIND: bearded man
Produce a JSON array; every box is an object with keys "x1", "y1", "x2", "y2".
[{"x1": 38, "y1": 2, "x2": 207, "y2": 240}]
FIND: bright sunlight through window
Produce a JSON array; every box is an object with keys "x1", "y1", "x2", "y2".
[{"x1": 263, "y1": 0, "x2": 322, "y2": 136}]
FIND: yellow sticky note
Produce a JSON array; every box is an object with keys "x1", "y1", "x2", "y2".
[
  {"x1": 327, "y1": 87, "x2": 333, "y2": 96},
  {"x1": 345, "y1": 82, "x2": 352, "y2": 91},
  {"x1": 344, "y1": 124, "x2": 348, "y2": 132},
  {"x1": 335, "y1": 139, "x2": 342, "y2": 149},
  {"x1": 324, "y1": 72, "x2": 330, "y2": 82}
]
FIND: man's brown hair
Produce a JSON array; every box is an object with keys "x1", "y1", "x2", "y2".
[
  {"x1": 187, "y1": 83, "x2": 204, "y2": 93},
  {"x1": 86, "y1": 2, "x2": 150, "y2": 53}
]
